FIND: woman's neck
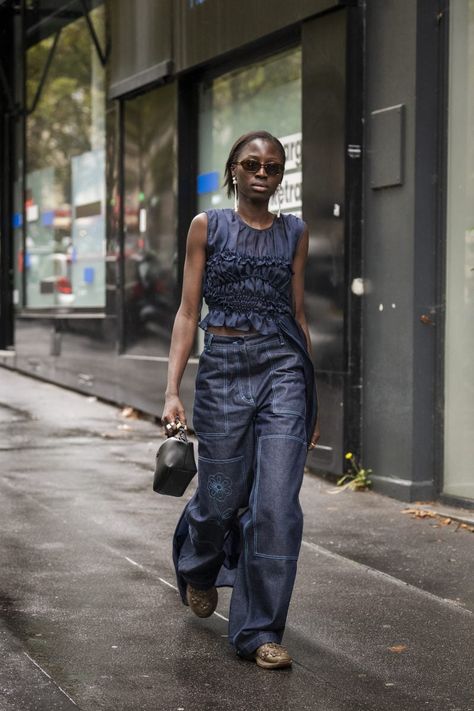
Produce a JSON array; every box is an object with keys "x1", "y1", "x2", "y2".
[{"x1": 236, "y1": 199, "x2": 274, "y2": 230}]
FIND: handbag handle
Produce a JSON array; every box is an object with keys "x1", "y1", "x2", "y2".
[
  {"x1": 175, "y1": 425, "x2": 188, "y2": 443},
  {"x1": 167, "y1": 418, "x2": 188, "y2": 442}
]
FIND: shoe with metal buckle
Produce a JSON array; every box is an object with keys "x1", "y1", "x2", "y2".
[
  {"x1": 186, "y1": 584, "x2": 218, "y2": 618},
  {"x1": 254, "y1": 643, "x2": 292, "y2": 669}
]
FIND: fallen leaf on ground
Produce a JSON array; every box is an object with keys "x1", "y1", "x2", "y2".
[
  {"x1": 388, "y1": 645, "x2": 407, "y2": 653},
  {"x1": 402, "y1": 509, "x2": 474, "y2": 534},
  {"x1": 401, "y1": 508, "x2": 436, "y2": 519},
  {"x1": 120, "y1": 406, "x2": 140, "y2": 419},
  {"x1": 458, "y1": 523, "x2": 474, "y2": 533}
]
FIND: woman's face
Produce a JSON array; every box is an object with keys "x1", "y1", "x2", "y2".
[{"x1": 232, "y1": 138, "x2": 285, "y2": 204}]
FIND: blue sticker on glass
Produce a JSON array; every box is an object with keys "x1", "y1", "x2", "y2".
[
  {"x1": 83, "y1": 267, "x2": 95, "y2": 284},
  {"x1": 12, "y1": 213, "x2": 22, "y2": 228},
  {"x1": 197, "y1": 171, "x2": 219, "y2": 195},
  {"x1": 42, "y1": 210, "x2": 54, "y2": 227}
]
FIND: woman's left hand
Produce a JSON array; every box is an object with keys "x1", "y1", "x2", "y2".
[{"x1": 308, "y1": 417, "x2": 320, "y2": 451}]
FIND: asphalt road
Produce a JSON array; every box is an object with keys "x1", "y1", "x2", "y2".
[{"x1": 0, "y1": 369, "x2": 473, "y2": 711}]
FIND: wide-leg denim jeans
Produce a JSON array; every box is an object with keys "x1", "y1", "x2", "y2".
[{"x1": 177, "y1": 330, "x2": 308, "y2": 657}]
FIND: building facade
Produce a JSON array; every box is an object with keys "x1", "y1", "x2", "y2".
[{"x1": 0, "y1": 0, "x2": 472, "y2": 507}]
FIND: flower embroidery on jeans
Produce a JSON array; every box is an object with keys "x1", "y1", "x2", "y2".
[{"x1": 207, "y1": 473, "x2": 232, "y2": 501}]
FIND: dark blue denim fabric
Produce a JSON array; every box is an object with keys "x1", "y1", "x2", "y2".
[{"x1": 174, "y1": 330, "x2": 309, "y2": 656}]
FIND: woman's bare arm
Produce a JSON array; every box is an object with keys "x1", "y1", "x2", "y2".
[{"x1": 161, "y1": 213, "x2": 207, "y2": 428}]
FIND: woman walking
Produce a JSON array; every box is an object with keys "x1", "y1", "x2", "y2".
[{"x1": 162, "y1": 130, "x2": 319, "y2": 669}]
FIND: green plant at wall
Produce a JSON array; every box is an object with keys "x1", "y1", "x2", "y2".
[{"x1": 336, "y1": 452, "x2": 372, "y2": 491}]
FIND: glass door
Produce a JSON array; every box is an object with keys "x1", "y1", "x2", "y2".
[{"x1": 121, "y1": 83, "x2": 178, "y2": 357}]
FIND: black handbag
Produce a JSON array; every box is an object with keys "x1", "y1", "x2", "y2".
[{"x1": 153, "y1": 424, "x2": 197, "y2": 497}]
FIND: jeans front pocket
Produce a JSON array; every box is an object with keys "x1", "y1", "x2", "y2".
[
  {"x1": 265, "y1": 346, "x2": 307, "y2": 420},
  {"x1": 192, "y1": 349, "x2": 229, "y2": 436}
]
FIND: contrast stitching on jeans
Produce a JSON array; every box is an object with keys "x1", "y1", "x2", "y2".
[
  {"x1": 230, "y1": 515, "x2": 253, "y2": 648},
  {"x1": 234, "y1": 343, "x2": 246, "y2": 402},
  {"x1": 258, "y1": 433, "x2": 307, "y2": 446},
  {"x1": 244, "y1": 336, "x2": 281, "y2": 349},
  {"x1": 252, "y1": 438, "x2": 263, "y2": 558},
  {"x1": 263, "y1": 348, "x2": 305, "y2": 418},
  {"x1": 234, "y1": 344, "x2": 255, "y2": 403},
  {"x1": 207, "y1": 473, "x2": 233, "y2": 501},
  {"x1": 243, "y1": 346, "x2": 255, "y2": 403},
  {"x1": 194, "y1": 350, "x2": 228, "y2": 436},
  {"x1": 252, "y1": 435, "x2": 306, "y2": 560},
  {"x1": 223, "y1": 350, "x2": 228, "y2": 432},
  {"x1": 205, "y1": 335, "x2": 282, "y2": 350},
  {"x1": 254, "y1": 551, "x2": 299, "y2": 561},
  {"x1": 198, "y1": 454, "x2": 243, "y2": 463},
  {"x1": 199, "y1": 454, "x2": 245, "y2": 521},
  {"x1": 253, "y1": 435, "x2": 304, "y2": 560},
  {"x1": 263, "y1": 347, "x2": 278, "y2": 414}
]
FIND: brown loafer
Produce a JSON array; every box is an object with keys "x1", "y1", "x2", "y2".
[
  {"x1": 254, "y1": 643, "x2": 292, "y2": 669},
  {"x1": 186, "y1": 584, "x2": 218, "y2": 618}
]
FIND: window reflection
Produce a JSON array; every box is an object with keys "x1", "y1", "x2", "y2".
[
  {"x1": 123, "y1": 84, "x2": 177, "y2": 356},
  {"x1": 198, "y1": 48, "x2": 302, "y2": 215},
  {"x1": 25, "y1": 6, "x2": 105, "y2": 309}
]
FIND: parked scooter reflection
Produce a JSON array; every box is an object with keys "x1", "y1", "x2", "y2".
[{"x1": 125, "y1": 244, "x2": 177, "y2": 350}]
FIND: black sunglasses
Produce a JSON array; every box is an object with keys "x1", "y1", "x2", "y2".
[{"x1": 234, "y1": 159, "x2": 284, "y2": 177}]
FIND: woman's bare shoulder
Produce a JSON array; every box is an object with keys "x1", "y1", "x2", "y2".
[
  {"x1": 187, "y1": 212, "x2": 208, "y2": 250},
  {"x1": 191, "y1": 211, "x2": 208, "y2": 227}
]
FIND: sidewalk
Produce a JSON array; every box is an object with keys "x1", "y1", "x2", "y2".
[{"x1": 0, "y1": 368, "x2": 473, "y2": 711}]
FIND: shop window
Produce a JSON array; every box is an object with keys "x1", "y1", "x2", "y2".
[
  {"x1": 122, "y1": 83, "x2": 177, "y2": 356},
  {"x1": 24, "y1": 6, "x2": 106, "y2": 310},
  {"x1": 444, "y1": 1, "x2": 474, "y2": 500}
]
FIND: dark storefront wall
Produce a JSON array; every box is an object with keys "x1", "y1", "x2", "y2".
[
  {"x1": 108, "y1": 0, "x2": 172, "y2": 98},
  {"x1": 362, "y1": 0, "x2": 440, "y2": 502},
  {"x1": 174, "y1": 0, "x2": 346, "y2": 71}
]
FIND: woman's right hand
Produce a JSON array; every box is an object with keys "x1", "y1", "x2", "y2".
[{"x1": 161, "y1": 395, "x2": 187, "y2": 437}]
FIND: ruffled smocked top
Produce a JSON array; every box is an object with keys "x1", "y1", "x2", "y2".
[{"x1": 199, "y1": 208, "x2": 305, "y2": 335}]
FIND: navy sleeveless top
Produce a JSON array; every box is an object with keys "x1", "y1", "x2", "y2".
[
  {"x1": 199, "y1": 208, "x2": 318, "y2": 443},
  {"x1": 199, "y1": 208, "x2": 304, "y2": 334}
]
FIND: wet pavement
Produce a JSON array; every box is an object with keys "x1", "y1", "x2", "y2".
[{"x1": 0, "y1": 368, "x2": 473, "y2": 711}]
